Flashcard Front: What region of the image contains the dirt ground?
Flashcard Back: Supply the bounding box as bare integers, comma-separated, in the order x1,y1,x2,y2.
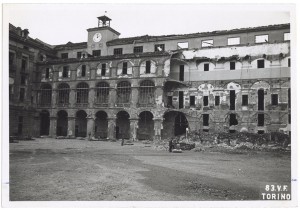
9,138,291,201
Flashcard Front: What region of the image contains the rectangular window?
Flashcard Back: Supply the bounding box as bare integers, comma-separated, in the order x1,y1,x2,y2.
20,75,26,85
230,90,235,110
114,48,123,55
179,91,184,109
257,114,264,126
215,96,220,106
177,42,189,49
101,63,106,76
190,96,195,107
288,114,291,124
133,46,143,53
179,65,184,81
63,66,69,78
257,130,264,134
284,32,290,41
122,62,128,74
230,62,235,70
242,95,248,106
154,44,165,52
21,56,27,72
201,39,213,47
257,59,265,68
255,35,268,43
92,50,101,57
146,61,151,74
45,68,50,79
81,65,86,77
227,37,240,45
288,58,291,67
77,52,82,59
203,96,208,106
61,53,68,59
167,96,173,107
19,88,25,102
204,63,209,71
271,94,278,105
203,114,209,126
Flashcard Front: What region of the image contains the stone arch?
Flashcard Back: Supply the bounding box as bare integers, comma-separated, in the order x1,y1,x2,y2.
56,110,68,136
76,82,89,104
75,110,87,137
137,111,154,140
95,111,108,139
251,58,271,69
40,110,50,136
139,59,158,75
39,83,52,106
57,83,70,106
116,81,131,104
138,80,155,105
162,111,189,138
96,62,110,77
116,110,130,139
95,82,109,105
250,80,270,90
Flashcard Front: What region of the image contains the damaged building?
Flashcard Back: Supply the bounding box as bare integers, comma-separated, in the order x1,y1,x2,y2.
9,16,291,140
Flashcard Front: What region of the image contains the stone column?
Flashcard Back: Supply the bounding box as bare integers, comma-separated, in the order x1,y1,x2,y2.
155,86,164,108
131,87,139,108
69,89,76,108
88,88,95,108
109,88,116,107
153,117,163,141
129,118,139,141
86,116,95,140
107,117,116,140
49,116,57,138
67,116,75,138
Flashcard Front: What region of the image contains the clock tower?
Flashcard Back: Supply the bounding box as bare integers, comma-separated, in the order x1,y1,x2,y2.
87,15,120,56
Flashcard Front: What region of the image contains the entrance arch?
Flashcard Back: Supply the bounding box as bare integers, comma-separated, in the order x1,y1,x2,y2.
75,110,87,137
56,110,68,136
137,111,154,140
116,111,130,139
40,110,50,136
95,111,108,139
162,111,189,138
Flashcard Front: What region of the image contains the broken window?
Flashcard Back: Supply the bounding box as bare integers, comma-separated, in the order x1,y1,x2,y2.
61,53,68,59
20,75,26,85
177,42,189,49
271,94,278,105
203,114,209,126
190,96,195,107
284,32,290,41
257,114,264,126
62,66,69,78
257,59,265,68
122,62,128,74
255,35,268,43
57,83,70,106
93,50,101,57
95,82,109,105
179,91,184,109
81,65,86,77
101,63,106,76
21,56,27,72
203,96,208,106
167,96,173,107
117,81,131,104
179,65,184,81
204,63,209,71
76,82,89,105
242,95,248,106
114,48,123,55
39,84,52,106
146,61,151,74
45,68,50,79
154,44,165,52
230,90,235,110
288,58,291,67
258,89,264,111
227,37,240,45
215,96,220,106
139,80,155,105
19,88,25,102
202,39,213,47
77,52,82,59
133,46,143,53
230,62,235,70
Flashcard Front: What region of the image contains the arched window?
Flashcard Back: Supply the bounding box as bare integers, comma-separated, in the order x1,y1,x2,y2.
76,82,89,105
139,80,155,106
116,81,131,105
95,82,109,106
57,83,70,106
39,84,52,107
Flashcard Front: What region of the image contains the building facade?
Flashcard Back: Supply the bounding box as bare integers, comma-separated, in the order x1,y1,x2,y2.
9,16,291,140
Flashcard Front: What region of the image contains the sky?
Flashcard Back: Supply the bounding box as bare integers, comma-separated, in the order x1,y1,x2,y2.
4,4,291,46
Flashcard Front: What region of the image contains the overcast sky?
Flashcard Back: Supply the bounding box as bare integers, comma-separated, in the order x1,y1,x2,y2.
5,4,290,46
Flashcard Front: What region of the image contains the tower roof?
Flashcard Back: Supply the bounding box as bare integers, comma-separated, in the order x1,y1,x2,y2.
97,15,111,22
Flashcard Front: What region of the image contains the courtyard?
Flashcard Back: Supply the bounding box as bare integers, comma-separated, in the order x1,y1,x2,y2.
9,138,291,201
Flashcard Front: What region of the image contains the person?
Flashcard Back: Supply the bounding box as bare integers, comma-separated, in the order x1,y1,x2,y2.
121,138,125,146
169,139,173,152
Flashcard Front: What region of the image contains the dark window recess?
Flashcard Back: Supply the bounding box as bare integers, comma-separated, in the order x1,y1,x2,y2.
288,58,291,67
242,95,248,106
288,88,291,108
204,63,209,71
21,56,27,72
77,52,82,58
288,114,291,124
146,61,151,74
229,114,238,126
23,46,29,50
190,96,195,106
101,63,106,76
154,44,165,52
257,59,265,68
18,116,23,135
61,53,68,59
63,66,69,78
81,65,86,77
179,65,184,81
258,89,264,110
92,50,101,57
122,62,128,74
203,96,209,106
257,130,265,134
203,114,209,126
215,96,220,106
133,46,143,53
19,88,25,102
20,75,26,85
167,96,173,107
9,52,14,66
114,48,123,55
179,91,184,109
45,68,50,79
257,114,264,126
271,94,278,105
230,90,235,110
230,62,235,70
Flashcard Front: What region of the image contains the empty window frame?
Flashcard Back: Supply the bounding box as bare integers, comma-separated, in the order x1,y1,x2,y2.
257,59,265,68
255,35,268,43
57,83,70,106
61,53,68,59
201,39,214,47
203,96,209,106
39,84,52,106
81,65,86,77
45,68,50,79
76,83,89,104
230,90,235,110
62,66,69,78
203,114,209,126
20,75,26,85
116,81,131,104
114,48,123,55
190,96,195,107
177,42,189,49
146,61,151,74
139,80,155,105
204,63,209,71
258,89,265,111
242,95,248,106
95,82,109,105
92,50,101,57
19,88,25,102
77,52,82,59
257,114,264,126
154,44,165,52
271,94,278,105
133,46,143,53
227,37,240,45
215,96,220,106
284,32,290,41
230,62,235,70
122,62,128,74
101,63,106,76
21,56,27,72
179,65,184,81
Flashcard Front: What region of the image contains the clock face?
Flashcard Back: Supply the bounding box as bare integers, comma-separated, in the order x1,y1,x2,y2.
93,33,102,42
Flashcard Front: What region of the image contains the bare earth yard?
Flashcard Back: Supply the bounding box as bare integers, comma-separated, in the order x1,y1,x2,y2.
9,138,291,201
